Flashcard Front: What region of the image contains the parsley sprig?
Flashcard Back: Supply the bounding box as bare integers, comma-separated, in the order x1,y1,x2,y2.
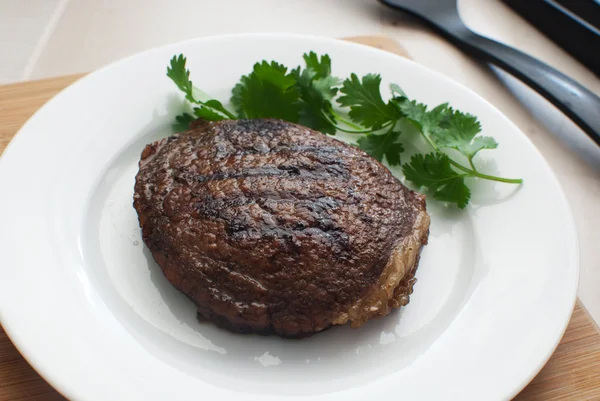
166,53,522,208
166,54,236,124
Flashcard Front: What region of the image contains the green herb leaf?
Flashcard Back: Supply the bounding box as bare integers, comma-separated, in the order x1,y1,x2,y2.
395,98,427,124
230,61,300,121
338,73,402,129
311,75,340,101
303,52,332,79
403,152,471,208
430,108,498,159
396,99,497,161
293,67,340,102
395,98,447,135
293,66,340,135
203,99,234,118
194,106,227,121
167,55,195,103
389,83,406,98
172,113,195,132
357,129,404,166
167,54,236,120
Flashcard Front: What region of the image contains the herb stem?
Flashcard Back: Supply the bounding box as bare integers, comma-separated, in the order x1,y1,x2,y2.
469,171,523,184
468,158,477,172
419,128,522,184
449,154,522,183
324,110,392,134
420,128,439,152
202,106,236,120
198,101,236,119
218,108,237,119
449,159,472,173
335,121,393,134
449,158,522,183
334,126,380,134
331,110,364,130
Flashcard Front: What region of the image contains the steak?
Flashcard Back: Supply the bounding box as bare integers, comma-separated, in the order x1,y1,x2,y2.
133,119,430,337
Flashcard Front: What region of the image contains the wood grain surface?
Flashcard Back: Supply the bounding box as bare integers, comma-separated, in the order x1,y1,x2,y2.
1,36,599,401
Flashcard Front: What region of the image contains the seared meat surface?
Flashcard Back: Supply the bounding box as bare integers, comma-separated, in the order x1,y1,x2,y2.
133,119,430,337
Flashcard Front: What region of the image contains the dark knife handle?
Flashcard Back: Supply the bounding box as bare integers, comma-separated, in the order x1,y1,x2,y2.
501,0,600,76
451,31,600,146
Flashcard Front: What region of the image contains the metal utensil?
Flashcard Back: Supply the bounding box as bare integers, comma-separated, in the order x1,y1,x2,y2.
379,0,600,146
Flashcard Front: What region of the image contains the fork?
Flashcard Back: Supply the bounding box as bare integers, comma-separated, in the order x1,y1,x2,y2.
379,0,600,146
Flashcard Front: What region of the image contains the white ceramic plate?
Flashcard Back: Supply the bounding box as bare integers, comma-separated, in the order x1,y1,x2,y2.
0,34,578,401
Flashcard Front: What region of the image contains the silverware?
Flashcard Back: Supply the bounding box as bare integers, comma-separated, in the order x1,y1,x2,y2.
380,0,600,146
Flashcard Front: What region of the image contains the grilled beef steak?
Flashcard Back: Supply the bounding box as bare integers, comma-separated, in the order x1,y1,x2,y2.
133,119,430,337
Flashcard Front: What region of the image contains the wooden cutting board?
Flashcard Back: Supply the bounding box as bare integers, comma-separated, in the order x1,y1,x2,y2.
1,35,599,401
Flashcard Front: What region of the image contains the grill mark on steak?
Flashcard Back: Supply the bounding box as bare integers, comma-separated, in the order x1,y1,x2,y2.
213,145,348,160
172,163,349,184
190,191,351,254
134,118,430,337
191,177,358,203
189,183,346,219
172,142,353,182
